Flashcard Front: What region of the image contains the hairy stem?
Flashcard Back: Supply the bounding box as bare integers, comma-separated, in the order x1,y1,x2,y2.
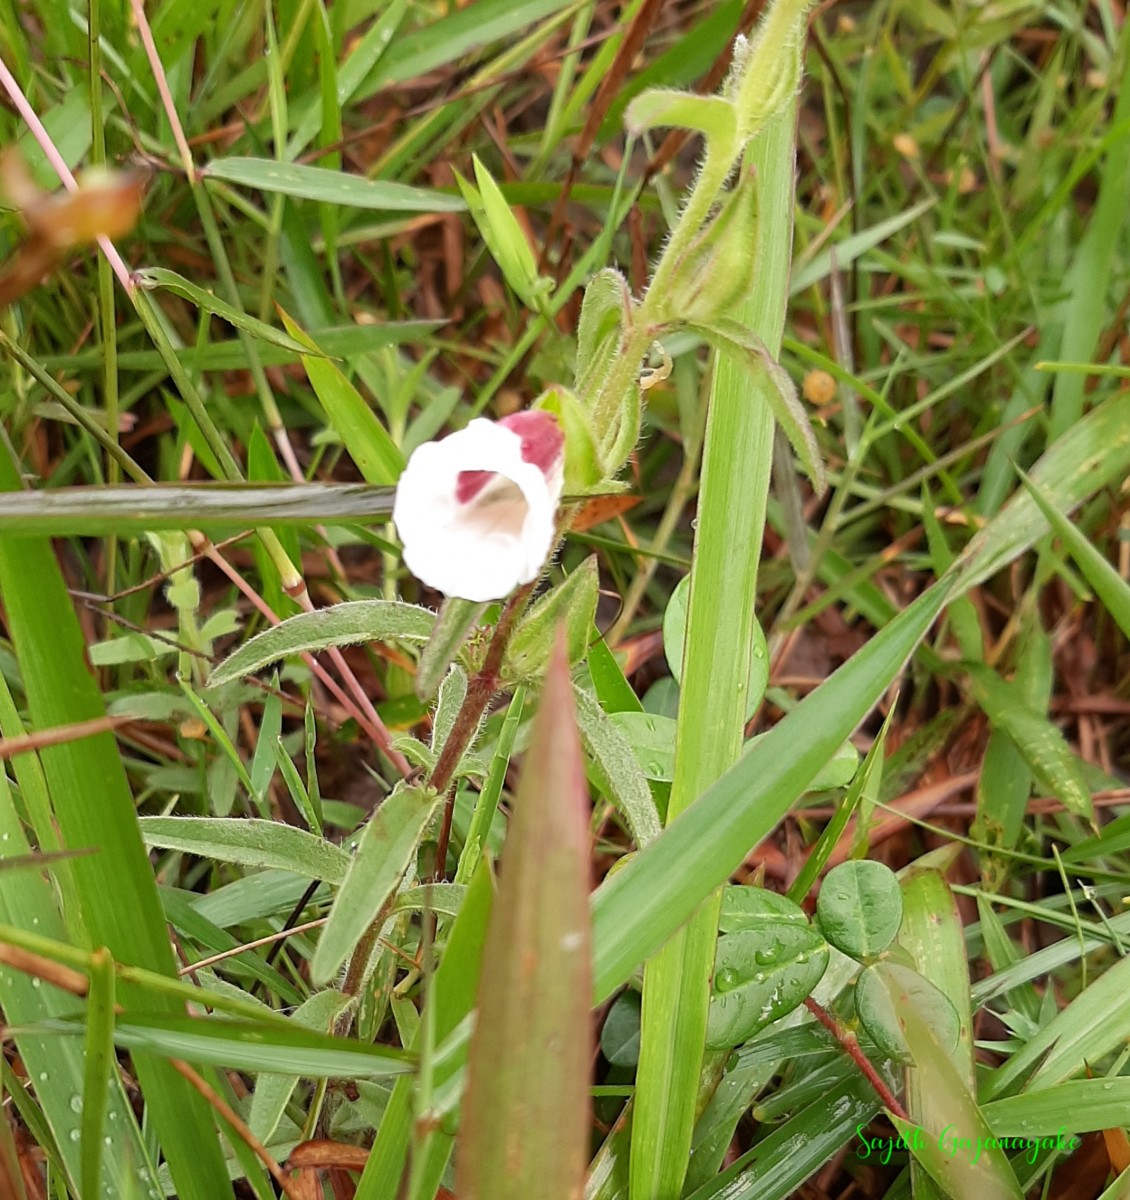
430,585,533,878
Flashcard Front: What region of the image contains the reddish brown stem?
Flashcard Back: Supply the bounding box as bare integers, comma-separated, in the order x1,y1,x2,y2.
804,996,909,1122
430,584,533,878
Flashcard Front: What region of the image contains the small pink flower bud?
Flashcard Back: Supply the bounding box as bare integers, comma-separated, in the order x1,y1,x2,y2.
392,412,565,602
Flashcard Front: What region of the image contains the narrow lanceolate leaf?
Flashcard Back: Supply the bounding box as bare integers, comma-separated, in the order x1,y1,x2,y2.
203,157,466,211
456,635,592,1200
209,600,434,686
681,317,825,494
624,90,737,145
573,685,662,846
456,157,548,308
504,555,599,681
279,310,406,485
312,785,442,985
1019,468,1130,641
964,665,1093,824
416,598,486,701
134,268,316,354
140,816,351,883
249,989,355,1143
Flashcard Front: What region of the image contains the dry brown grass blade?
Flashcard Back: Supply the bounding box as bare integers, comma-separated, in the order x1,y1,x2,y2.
0,1104,30,1200
0,715,134,761
169,1058,306,1200
0,944,91,996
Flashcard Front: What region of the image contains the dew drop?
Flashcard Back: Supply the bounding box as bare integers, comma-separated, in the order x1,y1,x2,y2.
70,1095,83,1114
104,1136,112,1146
752,971,766,985
31,978,40,989
754,948,776,966
69,1129,81,1142
38,1072,48,1083
714,967,741,993
1,832,9,842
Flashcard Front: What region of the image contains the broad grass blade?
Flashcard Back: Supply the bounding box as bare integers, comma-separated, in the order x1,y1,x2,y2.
631,98,798,1200
456,636,592,1200
0,450,236,1200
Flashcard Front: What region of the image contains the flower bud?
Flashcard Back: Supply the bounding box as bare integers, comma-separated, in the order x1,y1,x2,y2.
661,166,759,322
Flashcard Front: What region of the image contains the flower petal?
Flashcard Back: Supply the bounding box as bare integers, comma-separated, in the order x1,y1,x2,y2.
392,415,564,602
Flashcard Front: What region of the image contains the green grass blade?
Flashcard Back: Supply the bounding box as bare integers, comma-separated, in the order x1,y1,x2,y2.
964,665,1093,824
591,578,951,1003
280,311,407,485
135,267,316,353
289,0,409,157
455,684,524,884
898,868,976,1200
311,786,442,984
0,480,396,536
953,389,1130,594
0,771,158,1198
33,1013,414,1078
356,861,494,1200
1047,18,1130,438
984,953,1130,1098
0,451,237,1200
1019,468,1130,640
80,947,115,1200
630,97,799,1200
684,1075,879,1200
359,0,573,95
985,1079,1130,1137
202,156,466,211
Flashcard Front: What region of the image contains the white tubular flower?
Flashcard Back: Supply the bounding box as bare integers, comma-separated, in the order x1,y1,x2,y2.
392,410,565,602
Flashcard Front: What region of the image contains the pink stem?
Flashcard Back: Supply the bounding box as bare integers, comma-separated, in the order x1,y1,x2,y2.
0,56,134,296
126,0,196,180
203,545,406,769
